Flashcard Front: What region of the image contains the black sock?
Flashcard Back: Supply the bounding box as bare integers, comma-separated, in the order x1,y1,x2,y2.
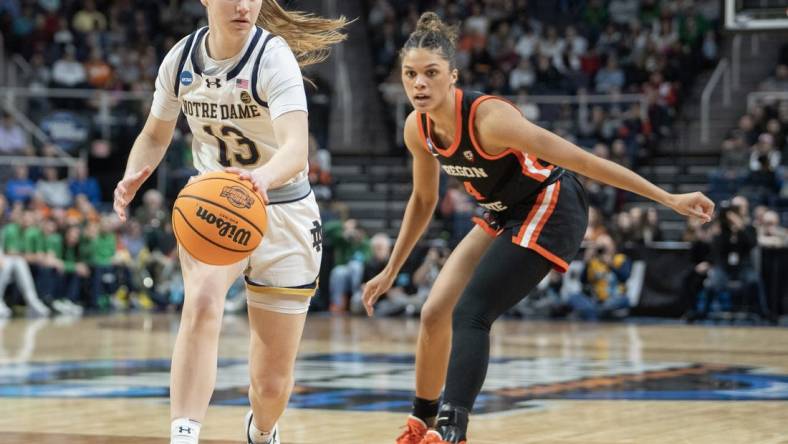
412,396,440,426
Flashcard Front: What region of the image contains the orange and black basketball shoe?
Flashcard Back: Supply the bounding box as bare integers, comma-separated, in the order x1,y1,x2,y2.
396,416,429,444
419,429,467,444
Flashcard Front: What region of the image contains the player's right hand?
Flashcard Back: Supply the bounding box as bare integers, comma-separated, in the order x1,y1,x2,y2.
362,270,396,317
113,166,152,222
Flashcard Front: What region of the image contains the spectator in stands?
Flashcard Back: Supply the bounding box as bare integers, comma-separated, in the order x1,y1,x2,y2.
569,233,632,320
585,205,608,241
85,216,118,310
595,55,625,94
514,88,540,122
760,64,788,91
51,45,87,89
352,233,408,316
61,224,90,311
0,112,33,156
327,219,370,313
514,25,539,60
704,198,772,321
749,133,781,172
68,162,102,206
71,0,107,34
36,167,73,209
509,58,535,92
583,177,617,218
765,118,785,151
36,218,63,308
757,210,788,248
411,240,450,310
642,207,664,244
440,178,475,247
564,25,588,57
680,217,713,322
308,135,332,201
134,189,168,232
719,137,749,173
733,114,759,146
613,211,638,250
0,198,50,317
701,30,718,67
608,0,640,26
21,210,46,270
84,47,113,89
113,219,148,310
464,3,489,37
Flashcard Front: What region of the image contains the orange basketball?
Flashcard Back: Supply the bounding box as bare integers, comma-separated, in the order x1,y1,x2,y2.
172,171,266,265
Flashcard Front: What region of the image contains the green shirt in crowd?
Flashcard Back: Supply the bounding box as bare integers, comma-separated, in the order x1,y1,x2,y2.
45,232,63,258
1,223,23,254
322,220,371,266
90,232,116,266
22,226,45,254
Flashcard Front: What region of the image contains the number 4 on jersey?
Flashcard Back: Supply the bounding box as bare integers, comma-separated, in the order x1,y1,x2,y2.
463,181,485,200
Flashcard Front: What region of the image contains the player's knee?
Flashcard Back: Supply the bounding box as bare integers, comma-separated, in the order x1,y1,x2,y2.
180,291,223,327
420,300,452,334
250,373,293,401
452,303,490,333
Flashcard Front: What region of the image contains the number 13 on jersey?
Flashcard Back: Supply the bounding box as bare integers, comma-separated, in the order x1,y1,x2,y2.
203,124,261,167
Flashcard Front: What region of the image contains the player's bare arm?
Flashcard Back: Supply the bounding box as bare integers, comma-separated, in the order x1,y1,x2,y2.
475,100,715,222
113,114,177,221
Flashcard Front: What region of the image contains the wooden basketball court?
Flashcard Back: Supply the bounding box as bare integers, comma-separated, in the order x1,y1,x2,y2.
0,314,786,443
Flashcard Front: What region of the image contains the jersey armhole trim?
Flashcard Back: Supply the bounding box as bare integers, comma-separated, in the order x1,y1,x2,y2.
468,95,552,181
174,29,202,97
250,33,277,108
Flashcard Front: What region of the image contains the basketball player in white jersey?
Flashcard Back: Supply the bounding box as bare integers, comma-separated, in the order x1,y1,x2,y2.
112,2,347,443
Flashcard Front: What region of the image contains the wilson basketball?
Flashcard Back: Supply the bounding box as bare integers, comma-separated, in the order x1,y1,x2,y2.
172,171,266,265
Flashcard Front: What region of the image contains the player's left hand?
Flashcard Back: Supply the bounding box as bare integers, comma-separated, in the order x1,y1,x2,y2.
225,167,270,204
668,192,714,223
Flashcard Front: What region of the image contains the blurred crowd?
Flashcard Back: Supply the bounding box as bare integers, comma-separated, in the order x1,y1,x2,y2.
368,0,721,166
1,1,786,321
0,173,180,317
709,64,788,210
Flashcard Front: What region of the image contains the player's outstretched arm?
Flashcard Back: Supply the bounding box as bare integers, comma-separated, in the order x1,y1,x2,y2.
363,112,440,316
476,101,714,222
113,114,177,222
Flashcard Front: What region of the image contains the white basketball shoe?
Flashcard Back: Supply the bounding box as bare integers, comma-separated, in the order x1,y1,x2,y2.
244,410,280,444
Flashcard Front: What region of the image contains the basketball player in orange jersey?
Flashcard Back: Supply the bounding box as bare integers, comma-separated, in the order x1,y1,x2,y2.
362,12,714,444
112,1,346,444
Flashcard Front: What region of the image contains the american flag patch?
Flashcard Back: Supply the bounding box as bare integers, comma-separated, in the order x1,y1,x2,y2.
236,78,249,88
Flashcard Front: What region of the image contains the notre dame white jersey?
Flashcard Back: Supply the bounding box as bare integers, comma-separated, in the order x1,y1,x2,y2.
152,26,308,187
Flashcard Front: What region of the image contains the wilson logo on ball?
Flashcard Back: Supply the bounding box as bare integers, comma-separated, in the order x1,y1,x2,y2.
195,206,253,246
220,186,255,209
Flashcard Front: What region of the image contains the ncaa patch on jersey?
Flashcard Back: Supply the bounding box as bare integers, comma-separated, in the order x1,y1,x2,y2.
464,150,475,162
240,91,252,105
180,71,193,86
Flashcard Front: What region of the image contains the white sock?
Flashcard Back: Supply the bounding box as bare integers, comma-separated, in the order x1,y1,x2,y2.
249,420,274,444
171,418,201,444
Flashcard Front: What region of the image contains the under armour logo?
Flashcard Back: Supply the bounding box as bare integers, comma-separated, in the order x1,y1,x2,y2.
205,78,222,88
310,220,322,252
178,426,193,434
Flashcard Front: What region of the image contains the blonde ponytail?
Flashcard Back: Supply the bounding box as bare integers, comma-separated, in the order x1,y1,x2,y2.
256,0,350,68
